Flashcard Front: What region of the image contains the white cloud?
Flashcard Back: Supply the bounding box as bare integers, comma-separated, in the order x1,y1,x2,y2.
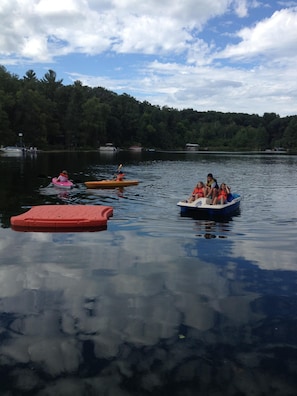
219,7,297,60
233,0,249,17
112,16,189,54
0,1,297,115
0,0,234,60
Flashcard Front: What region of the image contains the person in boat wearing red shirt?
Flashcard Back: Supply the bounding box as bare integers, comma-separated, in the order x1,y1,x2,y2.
56,170,69,182
187,181,206,202
212,183,231,205
116,171,125,181
114,164,125,181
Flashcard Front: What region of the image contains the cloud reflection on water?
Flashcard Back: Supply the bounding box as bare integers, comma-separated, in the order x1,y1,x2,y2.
1,223,297,395
1,153,297,395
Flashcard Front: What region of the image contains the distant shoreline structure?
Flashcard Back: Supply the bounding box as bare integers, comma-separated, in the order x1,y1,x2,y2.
99,143,118,152
185,143,199,151
129,145,142,152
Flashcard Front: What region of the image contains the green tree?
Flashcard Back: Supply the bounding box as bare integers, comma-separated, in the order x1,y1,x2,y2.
0,91,11,144
14,87,51,148
1,65,296,151
23,70,39,90
282,117,297,149
80,97,110,147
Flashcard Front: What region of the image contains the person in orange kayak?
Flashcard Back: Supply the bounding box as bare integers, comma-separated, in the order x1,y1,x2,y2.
212,183,231,205
114,164,125,181
187,181,206,202
56,170,69,182
116,171,125,181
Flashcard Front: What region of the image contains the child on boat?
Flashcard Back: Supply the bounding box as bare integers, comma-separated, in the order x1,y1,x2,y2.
187,181,206,202
56,170,69,182
205,173,219,203
212,183,230,205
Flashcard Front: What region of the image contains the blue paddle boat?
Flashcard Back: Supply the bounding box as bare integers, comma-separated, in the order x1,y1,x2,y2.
177,194,241,217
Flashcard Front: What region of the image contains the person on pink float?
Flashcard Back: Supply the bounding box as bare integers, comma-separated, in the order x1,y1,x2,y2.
56,170,69,182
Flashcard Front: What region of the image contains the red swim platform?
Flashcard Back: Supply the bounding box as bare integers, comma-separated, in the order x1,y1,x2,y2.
10,205,113,232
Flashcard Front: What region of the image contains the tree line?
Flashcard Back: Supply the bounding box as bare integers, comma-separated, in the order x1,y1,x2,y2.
1,65,296,151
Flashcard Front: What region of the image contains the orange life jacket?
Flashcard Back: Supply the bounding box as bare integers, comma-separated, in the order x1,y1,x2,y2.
192,187,205,197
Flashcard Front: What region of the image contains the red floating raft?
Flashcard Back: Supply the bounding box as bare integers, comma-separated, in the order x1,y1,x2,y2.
10,205,113,232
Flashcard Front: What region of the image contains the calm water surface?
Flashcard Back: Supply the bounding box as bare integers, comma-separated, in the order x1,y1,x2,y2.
0,151,297,396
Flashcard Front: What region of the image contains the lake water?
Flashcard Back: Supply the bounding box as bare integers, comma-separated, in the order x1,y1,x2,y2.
0,150,297,396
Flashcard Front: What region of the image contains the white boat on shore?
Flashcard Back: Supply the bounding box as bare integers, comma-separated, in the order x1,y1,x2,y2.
0,146,24,155
99,143,118,152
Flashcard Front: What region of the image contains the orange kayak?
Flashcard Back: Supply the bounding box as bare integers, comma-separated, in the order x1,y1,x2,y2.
85,180,139,189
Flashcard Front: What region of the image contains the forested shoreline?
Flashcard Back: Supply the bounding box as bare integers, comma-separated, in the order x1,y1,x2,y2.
1,65,296,151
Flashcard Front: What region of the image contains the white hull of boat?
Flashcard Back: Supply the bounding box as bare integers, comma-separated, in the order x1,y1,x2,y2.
0,146,24,156
177,195,241,217
99,143,118,152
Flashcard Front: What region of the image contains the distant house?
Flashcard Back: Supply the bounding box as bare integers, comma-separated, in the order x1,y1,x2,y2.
129,145,142,152
185,143,199,151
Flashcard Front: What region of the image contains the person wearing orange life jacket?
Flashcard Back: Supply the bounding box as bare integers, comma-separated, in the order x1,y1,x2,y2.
187,181,206,202
212,183,231,205
56,170,69,182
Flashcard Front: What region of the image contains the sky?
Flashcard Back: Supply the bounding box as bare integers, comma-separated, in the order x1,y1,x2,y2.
1,0,297,117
